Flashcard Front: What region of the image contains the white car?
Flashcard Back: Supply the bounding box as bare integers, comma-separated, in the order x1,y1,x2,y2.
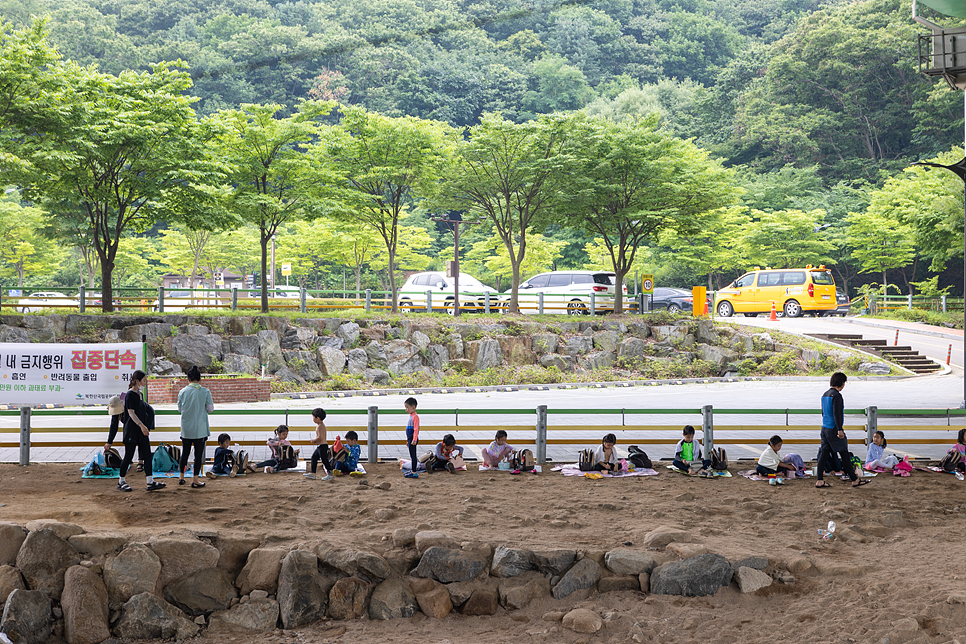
17,291,79,313
398,272,500,314
154,290,224,312
508,271,625,315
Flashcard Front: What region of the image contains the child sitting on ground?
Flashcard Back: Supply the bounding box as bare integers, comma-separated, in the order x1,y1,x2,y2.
592,433,621,473
482,430,514,469
304,408,334,481
207,433,245,478
255,425,300,473
673,425,712,476
944,428,966,472
430,434,464,473
332,430,364,477
865,430,899,470
756,435,798,477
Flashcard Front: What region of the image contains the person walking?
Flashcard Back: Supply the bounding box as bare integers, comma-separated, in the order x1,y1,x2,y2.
815,372,868,489
177,366,215,488
118,370,164,492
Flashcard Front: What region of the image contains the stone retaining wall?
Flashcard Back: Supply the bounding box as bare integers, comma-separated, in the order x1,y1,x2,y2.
0,519,820,643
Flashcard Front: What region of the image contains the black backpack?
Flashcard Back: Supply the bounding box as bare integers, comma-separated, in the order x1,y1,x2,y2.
711,447,728,471
627,445,652,470
578,449,595,472
939,450,963,472
512,449,535,472
105,448,123,469
277,444,298,470
166,444,182,467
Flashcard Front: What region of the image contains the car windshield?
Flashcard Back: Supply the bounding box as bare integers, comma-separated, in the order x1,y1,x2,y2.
457,275,485,289
810,271,834,285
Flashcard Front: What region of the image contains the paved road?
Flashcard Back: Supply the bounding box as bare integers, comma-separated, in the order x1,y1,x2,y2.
3,316,963,464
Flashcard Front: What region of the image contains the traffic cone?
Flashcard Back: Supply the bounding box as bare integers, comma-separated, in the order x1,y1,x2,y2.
769,301,778,321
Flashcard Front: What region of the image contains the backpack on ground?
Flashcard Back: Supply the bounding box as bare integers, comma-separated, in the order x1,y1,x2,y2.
710,447,728,471
939,449,963,472
627,445,652,470
578,448,595,472
277,444,298,470
512,449,535,472
152,443,179,472
236,450,249,471
166,444,181,467
223,451,237,473
104,447,123,469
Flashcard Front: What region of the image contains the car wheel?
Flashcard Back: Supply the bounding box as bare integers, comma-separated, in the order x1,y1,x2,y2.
399,298,412,313
444,299,457,316
667,303,681,314
567,300,588,316
716,301,734,317
783,300,802,318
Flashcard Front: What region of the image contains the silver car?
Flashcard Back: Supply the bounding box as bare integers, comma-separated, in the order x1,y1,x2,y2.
508,271,624,315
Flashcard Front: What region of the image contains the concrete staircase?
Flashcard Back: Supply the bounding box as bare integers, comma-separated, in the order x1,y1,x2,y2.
807,333,942,374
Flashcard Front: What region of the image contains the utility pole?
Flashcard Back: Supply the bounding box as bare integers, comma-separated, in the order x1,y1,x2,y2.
430,213,482,317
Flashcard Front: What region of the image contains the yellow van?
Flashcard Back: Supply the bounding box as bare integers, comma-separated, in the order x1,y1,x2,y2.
715,266,837,318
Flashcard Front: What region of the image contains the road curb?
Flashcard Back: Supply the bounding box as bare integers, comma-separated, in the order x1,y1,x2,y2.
838,316,963,342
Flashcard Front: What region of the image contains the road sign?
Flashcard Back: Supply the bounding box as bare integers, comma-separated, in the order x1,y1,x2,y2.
641,274,654,294
281,263,292,276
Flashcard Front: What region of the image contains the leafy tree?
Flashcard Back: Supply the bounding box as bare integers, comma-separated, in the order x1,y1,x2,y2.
440,112,574,312
658,205,752,289
211,101,335,312
0,198,63,287
322,104,456,312
740,208,834,268
652,9,743,85
522,53,594,115
562,115,735,312
846,206,916,295
463,226,566,290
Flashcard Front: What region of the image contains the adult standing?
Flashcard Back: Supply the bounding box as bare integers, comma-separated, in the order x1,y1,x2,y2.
118,370,165,492
815,372,868,489
177,366,214,488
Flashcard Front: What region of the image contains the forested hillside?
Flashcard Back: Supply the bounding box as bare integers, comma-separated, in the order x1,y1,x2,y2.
1,0,965,299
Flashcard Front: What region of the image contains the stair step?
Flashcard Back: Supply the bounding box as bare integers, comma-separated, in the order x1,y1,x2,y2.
851,339,887,346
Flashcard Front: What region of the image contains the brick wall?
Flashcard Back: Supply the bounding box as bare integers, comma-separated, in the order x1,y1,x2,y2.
147,377,271,404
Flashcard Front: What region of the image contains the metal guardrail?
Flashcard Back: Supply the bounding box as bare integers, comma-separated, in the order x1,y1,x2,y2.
866,294,965,314
3,405,964,465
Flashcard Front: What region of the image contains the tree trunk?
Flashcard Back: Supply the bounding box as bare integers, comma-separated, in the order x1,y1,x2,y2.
613,271,624,315
260,233,269,313
99,254,115,313
387,249,398,313
509,260,521,313
354,265,362,299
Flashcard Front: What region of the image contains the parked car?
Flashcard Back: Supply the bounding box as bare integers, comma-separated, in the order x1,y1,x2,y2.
17,291,78,313
507,271,625,315
398,272,500,314
821,288,851,317
650,287,711,314
714,266,837,318
153,291,224,312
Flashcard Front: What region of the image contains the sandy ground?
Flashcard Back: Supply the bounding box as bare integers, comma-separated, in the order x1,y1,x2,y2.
2,462,965,644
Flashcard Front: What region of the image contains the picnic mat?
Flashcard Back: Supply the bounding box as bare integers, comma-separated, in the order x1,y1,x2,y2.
400,459,466,472
479,464,543,473
552,464,658,477
666,464,732,478
80,467,120,479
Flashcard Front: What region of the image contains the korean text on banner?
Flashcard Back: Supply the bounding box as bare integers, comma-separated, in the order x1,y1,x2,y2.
0,343,145,406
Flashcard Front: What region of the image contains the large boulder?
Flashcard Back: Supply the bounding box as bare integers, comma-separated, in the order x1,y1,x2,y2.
228,335,261,357
562,608,603,634
604,549,672,576
618,338,646,362
317,346,347,377
149,536,219,588
411,330,431,350
114,592,199,641
368,578,418,620
552,558,601,600
579,350,615,371
497,336,535,366
24,520,83,540
167,333,223,368
558,336,593,356
215,535,262,581
411,578,452,619
67,532,127,557
698,345,739,370
257,330,285,373
337,322,360,345
413,547,489,584
208,598,279,634
652,325,690,342
122,323,171,343
0,566,25,604
236,548,286,595
735,566,773,593
316,547,392,582
103,542,161,603
642,526,693,550
222,353,260,375
694,319,718,344
365,342,388,369
327,577,372,620
0,325,29,343
424,345,450,370
0,523,25,565
460,581,499,616
284,350,323,381
531,333,559,354
162,568,237,616
859,362,891,375
498,571,550,610
593,330,620,352
538,354,575,371
277,550,327,629
388,354,423,376
62,566,110,644
532,550,577,576
346,348,369,374
364,368,390,385
466,339,502,371
490,546,534,578
650,554,734,597
0,589,52,644
15,528,80,599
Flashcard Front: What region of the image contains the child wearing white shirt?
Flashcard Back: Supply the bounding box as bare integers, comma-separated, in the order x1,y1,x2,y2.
756,435,798,477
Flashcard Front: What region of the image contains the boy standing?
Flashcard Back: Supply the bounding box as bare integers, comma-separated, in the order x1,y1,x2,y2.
673,425,712,476
756,435,797,477
305,407,334,481
816,372,867,488
404,397,420,479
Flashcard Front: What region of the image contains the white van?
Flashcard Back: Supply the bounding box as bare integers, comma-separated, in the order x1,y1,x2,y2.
509,271,624,315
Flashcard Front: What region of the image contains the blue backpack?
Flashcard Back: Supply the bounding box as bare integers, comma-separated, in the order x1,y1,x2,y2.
152,443,180,472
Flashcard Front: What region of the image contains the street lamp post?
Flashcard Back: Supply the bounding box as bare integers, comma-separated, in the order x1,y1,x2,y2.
430,213,482,317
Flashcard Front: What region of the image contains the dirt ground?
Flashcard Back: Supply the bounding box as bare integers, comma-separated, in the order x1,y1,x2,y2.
2,462,965,644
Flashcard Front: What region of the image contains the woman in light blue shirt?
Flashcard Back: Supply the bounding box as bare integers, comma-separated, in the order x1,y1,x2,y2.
177,366,214,488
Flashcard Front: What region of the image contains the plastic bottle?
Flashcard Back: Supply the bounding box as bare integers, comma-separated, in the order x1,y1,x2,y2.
817,520,836,541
